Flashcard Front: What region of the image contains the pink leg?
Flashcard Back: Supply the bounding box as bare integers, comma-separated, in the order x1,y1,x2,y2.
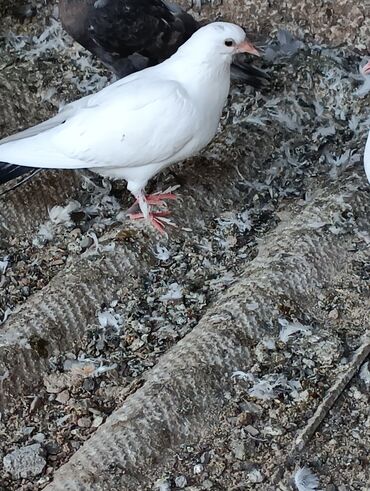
127,190,177,233
135,192,177,207
129,210,172,234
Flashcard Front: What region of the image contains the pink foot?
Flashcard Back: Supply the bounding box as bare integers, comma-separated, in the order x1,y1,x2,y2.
135,192,177,207
129,210,173,234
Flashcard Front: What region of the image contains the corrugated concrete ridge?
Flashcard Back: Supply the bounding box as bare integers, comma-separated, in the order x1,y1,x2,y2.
0,139,263,407
0,239,157,406
0,171,81,238
41,182,370,490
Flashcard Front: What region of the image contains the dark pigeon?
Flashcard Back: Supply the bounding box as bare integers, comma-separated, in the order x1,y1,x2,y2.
59,0,268,87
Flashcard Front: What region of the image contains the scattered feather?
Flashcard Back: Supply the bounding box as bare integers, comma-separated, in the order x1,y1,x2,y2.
265,29,305,62
359,362,370,385
312,125,336,140
0,308,12,325
268,108,303,132
160,283,183,301
32,223,55,247
97,309,123,332
231,371,254,382
93,363,118,375
294,466,321,491
49,201,81,226
0,256,9,274
155,479,171,491
279,319,312,343
217,210,252,232
248,374,285,400
154,245,171,261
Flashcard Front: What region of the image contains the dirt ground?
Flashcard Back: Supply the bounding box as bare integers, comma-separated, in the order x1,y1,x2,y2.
0,1,369,490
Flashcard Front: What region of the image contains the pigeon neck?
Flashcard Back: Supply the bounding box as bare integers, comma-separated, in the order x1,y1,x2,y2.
166,55,231,106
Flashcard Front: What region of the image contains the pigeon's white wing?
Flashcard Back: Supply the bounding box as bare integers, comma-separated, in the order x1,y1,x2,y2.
0,70,140,145
0,79,198,170
0,93,94,145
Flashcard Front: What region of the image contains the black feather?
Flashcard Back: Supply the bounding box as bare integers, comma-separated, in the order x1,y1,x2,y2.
0,162,35,185
0,168,42,197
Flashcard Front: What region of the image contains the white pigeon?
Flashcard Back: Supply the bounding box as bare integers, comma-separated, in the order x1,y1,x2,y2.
363,60,370,184
0,22,259,232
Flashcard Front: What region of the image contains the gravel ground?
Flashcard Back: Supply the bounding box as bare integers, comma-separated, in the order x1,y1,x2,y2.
150,252,370,491
0,1,369,490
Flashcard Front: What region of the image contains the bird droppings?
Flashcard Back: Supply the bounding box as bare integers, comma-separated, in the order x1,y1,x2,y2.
0,1,369,490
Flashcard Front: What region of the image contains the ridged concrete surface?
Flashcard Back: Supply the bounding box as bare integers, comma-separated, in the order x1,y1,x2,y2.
42,183,370,490
1,1,369,488
0,240,157,407
0,171,81,238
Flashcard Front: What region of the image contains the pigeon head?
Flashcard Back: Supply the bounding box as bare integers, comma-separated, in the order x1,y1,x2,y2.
362,60,370,76
176,22,259,61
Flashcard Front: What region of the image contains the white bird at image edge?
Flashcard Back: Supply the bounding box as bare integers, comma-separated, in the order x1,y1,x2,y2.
363,61,370,184
0,22,260,233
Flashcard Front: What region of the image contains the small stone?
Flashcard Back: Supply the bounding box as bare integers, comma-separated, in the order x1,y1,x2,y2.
193,464,203,475
80,236,93,249
83,378,95,392
130,338,145,351
43,373,69,394
245,425,259,437
231,440,246,460
29,396,43,413
77,417,91,428
70,228,82,237
22,426,35,436
32,433,46,443
200,451,210,464
202,480,214,490
45,442,61,455
247,467,264,483
3,444,46,479
91,416,104,428
55,390,70,405
328,308,339,319
237,411,255,426
174,475,187,488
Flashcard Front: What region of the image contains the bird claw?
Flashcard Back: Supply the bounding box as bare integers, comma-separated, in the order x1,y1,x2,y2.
129,210,174,234
136,192,177,207
127,192,177,214
128,191,178,233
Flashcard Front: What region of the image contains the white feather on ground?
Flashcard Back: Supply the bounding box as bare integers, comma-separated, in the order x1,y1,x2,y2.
0,257,9,274
294,466,321,491
279,318,312,343
359,362,370,385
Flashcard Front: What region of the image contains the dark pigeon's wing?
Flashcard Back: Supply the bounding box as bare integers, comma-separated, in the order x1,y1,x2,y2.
60,0,269,86
60,0,198,76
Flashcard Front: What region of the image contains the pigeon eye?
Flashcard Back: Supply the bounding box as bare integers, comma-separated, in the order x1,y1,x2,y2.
224,39,235,47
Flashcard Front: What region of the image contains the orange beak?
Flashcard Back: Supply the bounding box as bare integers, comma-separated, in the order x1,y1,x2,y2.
363,60,370,76
236,39,260,57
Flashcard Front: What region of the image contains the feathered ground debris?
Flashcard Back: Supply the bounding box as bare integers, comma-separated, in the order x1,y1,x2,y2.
0,1,369,490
